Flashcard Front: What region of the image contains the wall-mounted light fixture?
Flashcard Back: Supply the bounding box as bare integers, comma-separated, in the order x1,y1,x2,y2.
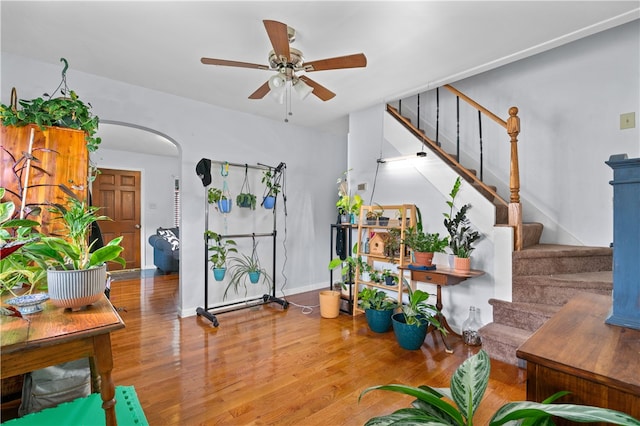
376,151,427,164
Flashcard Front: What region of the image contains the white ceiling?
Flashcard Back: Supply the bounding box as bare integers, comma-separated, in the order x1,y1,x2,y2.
2,1,639,136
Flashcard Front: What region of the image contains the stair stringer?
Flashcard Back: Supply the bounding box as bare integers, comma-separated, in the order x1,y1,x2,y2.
383,112,514,307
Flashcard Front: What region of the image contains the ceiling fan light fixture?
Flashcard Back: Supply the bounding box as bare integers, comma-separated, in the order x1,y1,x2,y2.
293,78,313,100
268,74,286,90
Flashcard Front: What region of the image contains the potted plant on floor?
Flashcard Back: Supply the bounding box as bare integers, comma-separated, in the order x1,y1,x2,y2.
358,287,397,333
224,247,272,299
30,197,125,311
391,281,444,350
205,231,237,281
444,177,481,271
360,349,639,425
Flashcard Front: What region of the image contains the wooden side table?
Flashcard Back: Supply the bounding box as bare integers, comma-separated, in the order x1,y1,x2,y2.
1,294,125,426
401,265,484,353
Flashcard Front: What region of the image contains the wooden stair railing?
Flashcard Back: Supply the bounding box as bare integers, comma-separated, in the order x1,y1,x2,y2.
387,84,523,251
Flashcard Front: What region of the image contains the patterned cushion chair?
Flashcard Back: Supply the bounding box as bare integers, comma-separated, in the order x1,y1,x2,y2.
148,227,179,273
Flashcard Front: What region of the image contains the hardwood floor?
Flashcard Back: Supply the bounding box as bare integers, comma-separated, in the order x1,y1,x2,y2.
105,273,526,425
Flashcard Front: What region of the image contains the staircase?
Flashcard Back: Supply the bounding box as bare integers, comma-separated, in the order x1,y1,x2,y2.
386,95,614,368
479,244,613,366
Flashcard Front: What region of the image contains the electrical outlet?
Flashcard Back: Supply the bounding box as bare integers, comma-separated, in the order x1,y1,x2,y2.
620,112,635,130
357,183,367,191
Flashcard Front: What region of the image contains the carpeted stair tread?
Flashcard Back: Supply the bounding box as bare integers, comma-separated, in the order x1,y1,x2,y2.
513,271,612,305
489,299,561,331
514,244,613,259
478,323,531,366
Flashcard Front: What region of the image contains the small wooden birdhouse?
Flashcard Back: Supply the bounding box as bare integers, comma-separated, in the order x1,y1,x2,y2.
369,232,390,256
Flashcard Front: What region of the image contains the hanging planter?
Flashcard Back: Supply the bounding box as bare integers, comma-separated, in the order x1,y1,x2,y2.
263,195,276,209
224,237,272,299
213,268,226,281
206,162,233,214
236,165,256,209
217,199,232,213
248,271,260,283
261,168,282,210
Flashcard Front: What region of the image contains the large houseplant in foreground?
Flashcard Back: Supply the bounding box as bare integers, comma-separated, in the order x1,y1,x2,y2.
360,349,639,425
30,197,125,310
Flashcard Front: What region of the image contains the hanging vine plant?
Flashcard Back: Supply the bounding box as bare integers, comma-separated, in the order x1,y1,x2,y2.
236,165,256,210
224,239,272,300
0,58,101,152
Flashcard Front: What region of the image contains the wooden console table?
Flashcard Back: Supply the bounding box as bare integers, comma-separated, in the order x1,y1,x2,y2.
517,293,640,421
401,265,484,353
1,293,125,425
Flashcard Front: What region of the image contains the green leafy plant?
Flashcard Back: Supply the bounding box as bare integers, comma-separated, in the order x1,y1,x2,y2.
381,269,399,285
403,226,449,253
0,188,48,295
0,58,101,152
399,280,444,329
262,169,282,198
360,349,640,425
29,197,125,270
205,231,237,269
358,287,396,311
444,177,481,257
236,192,256,210
224,250,272,299
207,187,228,203
336,169,362,215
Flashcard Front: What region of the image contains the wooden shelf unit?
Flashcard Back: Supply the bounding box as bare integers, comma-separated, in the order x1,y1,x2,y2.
352,204,416,315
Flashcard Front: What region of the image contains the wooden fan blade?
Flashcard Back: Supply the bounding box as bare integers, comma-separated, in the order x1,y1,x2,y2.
299,76,335,101
201,57,270,70
248,81,271,99
263,20,291,63
303,53,367,72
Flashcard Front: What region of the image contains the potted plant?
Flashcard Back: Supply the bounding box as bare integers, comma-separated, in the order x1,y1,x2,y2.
0,58,101,152
336,169,362,223
403,226,449,267
444,177,481,270
30,197,125,311
360,349,639,425
391,281,444,350
208,187,232,213
381,269,398,286
0,188,47,297
205,231,237,281
261,169,282,209
224,249,272,300
235,192,256,210
236,169,256,209
358,287,397,333
365,204,384,225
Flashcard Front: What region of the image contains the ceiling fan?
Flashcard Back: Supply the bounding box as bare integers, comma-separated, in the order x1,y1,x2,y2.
201,20,367,102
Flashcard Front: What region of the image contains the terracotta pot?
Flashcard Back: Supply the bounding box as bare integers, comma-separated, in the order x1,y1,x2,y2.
453,256,471,271
413,251,434,266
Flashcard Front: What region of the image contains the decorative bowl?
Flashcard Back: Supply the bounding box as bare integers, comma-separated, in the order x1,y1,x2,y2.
5,293,50,315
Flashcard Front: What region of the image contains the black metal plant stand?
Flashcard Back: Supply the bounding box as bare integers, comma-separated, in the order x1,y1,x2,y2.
196,160,288,327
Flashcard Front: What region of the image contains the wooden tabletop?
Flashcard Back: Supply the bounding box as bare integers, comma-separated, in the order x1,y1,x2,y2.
1,293,125,355
517,292,640,395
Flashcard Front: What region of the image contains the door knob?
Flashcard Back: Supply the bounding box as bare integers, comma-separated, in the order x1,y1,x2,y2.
135,224,141,229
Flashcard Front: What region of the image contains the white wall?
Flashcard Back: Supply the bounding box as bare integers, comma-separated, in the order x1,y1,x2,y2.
91,147,180,269
2,53,347,317
403,20,640,247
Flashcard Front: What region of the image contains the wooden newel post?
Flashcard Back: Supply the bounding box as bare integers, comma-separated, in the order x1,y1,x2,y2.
507,107,523,250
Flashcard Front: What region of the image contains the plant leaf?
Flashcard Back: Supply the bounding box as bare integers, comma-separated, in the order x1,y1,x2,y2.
451,349,489,422
360,384,464,425
365,408,454,426
490,401,640,426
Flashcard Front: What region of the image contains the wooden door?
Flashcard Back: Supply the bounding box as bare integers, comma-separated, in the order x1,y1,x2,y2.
94,169,141,270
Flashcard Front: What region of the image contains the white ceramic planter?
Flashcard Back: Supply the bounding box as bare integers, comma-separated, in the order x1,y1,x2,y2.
47,264,107,311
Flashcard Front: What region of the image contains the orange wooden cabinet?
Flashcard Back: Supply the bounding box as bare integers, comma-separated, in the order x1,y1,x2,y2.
0,124,89,235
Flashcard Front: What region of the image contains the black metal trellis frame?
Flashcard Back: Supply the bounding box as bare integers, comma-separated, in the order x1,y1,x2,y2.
195,160,288,327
